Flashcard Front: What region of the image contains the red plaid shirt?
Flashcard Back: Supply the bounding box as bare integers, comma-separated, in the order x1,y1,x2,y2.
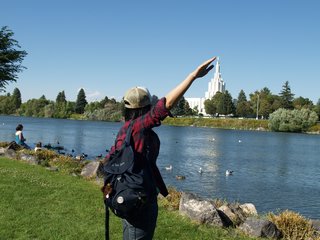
105,97,171,197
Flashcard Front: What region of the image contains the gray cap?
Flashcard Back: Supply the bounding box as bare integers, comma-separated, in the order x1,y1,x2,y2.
123,87,151,109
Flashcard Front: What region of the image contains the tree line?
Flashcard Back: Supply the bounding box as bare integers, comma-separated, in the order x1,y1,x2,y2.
0,88,122,121
1,85,319,121
204,81,320,119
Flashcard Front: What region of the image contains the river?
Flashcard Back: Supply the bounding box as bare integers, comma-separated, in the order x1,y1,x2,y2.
1,115,320,219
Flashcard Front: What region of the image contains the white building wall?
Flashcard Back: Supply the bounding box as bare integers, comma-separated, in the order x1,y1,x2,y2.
186,97,206,115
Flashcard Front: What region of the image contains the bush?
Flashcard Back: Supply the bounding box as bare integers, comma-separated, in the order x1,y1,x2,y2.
308,123,320,133
0,142,10,148
158,187,182,210
20,149,84,174
268,210,315,240
269,108,318,132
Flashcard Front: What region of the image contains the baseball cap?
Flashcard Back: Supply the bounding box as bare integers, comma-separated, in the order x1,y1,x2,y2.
123,87,151,109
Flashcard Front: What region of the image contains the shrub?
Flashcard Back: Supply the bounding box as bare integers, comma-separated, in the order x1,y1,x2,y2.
19,149,84,174
0,142,10,148
308,123,320,133
269,108,318,132
158,187,182,210
268,210,315,240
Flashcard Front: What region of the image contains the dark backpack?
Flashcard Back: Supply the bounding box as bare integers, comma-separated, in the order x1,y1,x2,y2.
102,121,147,219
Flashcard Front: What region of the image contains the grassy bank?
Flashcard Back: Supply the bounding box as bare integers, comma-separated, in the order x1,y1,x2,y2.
0,157,255,240
163,117,320,134
163,117,269,131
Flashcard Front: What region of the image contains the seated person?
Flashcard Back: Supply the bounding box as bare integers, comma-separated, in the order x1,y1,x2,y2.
15,124,31,149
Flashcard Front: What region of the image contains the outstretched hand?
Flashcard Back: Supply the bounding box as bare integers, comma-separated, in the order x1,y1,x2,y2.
165,56,217,110
192,57,216,79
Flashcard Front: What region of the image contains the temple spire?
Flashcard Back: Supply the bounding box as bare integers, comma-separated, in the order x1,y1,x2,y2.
205,56,225,99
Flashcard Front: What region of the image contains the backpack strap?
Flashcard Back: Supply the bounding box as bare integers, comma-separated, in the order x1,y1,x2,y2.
113,120,134,148
124,120,134,147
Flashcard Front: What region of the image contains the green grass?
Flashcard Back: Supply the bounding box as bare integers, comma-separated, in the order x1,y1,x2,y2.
0,157,256,240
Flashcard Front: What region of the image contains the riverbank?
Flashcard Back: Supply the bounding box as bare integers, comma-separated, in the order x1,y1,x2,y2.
163,117,320,134
2,113,320,134
1,146,320,239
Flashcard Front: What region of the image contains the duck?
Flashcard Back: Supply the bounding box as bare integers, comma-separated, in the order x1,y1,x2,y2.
226,170,234,176
75,153,87,161
165,165,172,171
198,167,203,174
176,175,186,180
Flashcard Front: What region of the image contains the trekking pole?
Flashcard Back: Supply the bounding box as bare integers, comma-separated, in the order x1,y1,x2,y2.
105,206,109,240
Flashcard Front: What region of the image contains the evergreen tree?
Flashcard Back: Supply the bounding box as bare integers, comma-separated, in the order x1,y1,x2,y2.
12,87,22,109
223,90,235,116
236,90,252,117
56,90,67,103
54,91,68,118
0,26,27,91
237,90,247,103
279,81,294,109
75,88,87,114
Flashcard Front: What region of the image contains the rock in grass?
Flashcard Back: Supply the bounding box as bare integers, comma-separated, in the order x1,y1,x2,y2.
4,149,17,159
81,161,100,178
179,192,232,227
240,203,258,216
0,147,6,155
238,217,282,239
20,153,38,165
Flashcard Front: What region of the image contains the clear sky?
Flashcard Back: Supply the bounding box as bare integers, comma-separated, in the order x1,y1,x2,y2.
1,0,319,103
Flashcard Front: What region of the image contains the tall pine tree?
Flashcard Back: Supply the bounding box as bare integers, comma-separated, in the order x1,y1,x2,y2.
236,89,252,117
56,90,66,103
12,87,22,109
279,81,294,109
75,88,87,114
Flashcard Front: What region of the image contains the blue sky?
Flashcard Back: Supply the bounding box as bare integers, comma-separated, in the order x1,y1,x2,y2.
1,0,319,103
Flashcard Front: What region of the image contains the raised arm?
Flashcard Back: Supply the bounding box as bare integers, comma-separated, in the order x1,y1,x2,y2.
165,57,216,110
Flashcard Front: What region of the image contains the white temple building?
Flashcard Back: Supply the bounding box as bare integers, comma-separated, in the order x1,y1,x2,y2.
185,57,225,115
